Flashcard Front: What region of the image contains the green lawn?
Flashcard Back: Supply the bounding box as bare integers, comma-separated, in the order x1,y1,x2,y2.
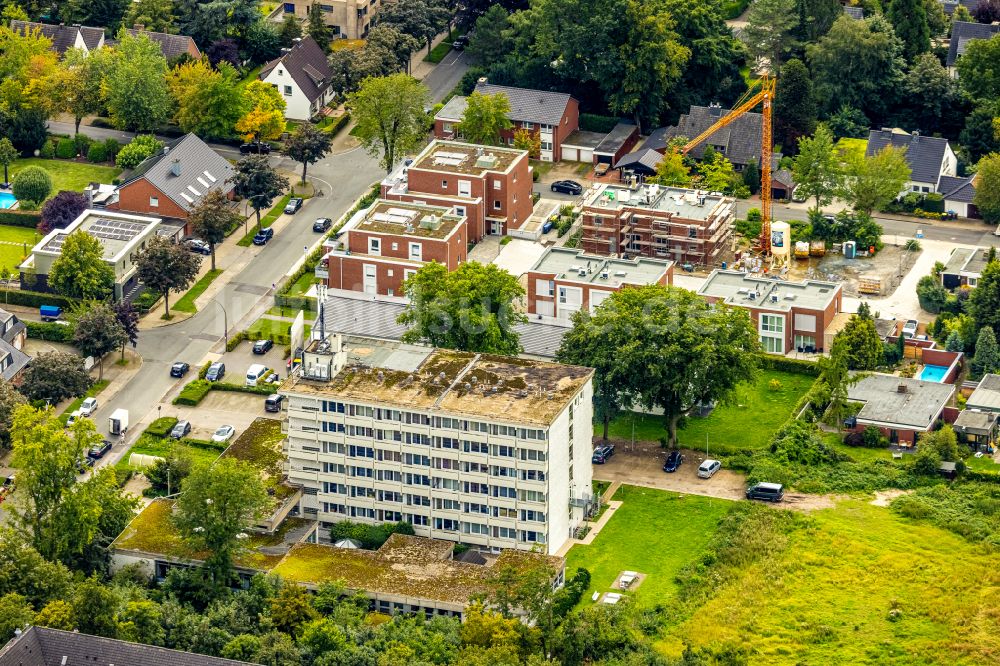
246,316,311,341
173,269,222,314
963,453,1000,474
425,30,462,63
237,194,292,247
566,486,732,608
286,271,316,297
599,370,816,453
0,224,41,274
11,158,121,199
115,433,226,472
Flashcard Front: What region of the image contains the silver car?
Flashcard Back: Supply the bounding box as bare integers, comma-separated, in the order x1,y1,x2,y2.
697,459,722,479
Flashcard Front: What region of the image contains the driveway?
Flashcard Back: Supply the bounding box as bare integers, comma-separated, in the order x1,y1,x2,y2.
166,391,270,442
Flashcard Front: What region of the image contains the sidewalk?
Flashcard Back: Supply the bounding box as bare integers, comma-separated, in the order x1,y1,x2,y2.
409,29,456,81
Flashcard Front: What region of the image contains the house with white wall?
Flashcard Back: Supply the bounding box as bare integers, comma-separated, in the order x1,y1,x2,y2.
865,128,958,195
259,36,334,121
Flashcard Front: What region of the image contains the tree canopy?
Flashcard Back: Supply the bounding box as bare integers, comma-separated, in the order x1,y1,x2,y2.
459,91,512,146
47,231,115,301
136,235,202,318
348,73,429,173
103,30,171,131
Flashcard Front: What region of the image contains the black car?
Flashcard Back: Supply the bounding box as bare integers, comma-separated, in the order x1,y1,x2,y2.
205,362,225,381
592,444,615,464
551,180,583,196
265,393,285,413
170,420,192,439
253,227,274,245
240,142,271,155
170,361,190,378
253,339,274,355
88,440,112,460
313,217,332,232
663,450,683,473
452,35,469,50
185,239,212,255
284,198,303,215
76,456,95,473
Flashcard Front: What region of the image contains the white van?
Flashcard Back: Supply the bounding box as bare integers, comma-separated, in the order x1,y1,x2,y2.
246,363,269,387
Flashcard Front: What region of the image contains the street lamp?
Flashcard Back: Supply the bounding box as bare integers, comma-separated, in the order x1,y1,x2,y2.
214,300,228,346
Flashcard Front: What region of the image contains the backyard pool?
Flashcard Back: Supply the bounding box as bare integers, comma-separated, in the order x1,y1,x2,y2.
919,364,948,383
0,192,16,209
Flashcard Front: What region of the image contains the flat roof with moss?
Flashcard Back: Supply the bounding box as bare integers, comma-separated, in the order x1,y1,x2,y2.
220,418,298,515
356,201,464,241
412,140,525,176
284,336,592,426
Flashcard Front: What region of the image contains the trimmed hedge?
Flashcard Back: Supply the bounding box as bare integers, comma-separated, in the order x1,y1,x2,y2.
580,113,620,134
55,139,77,159
26,320,75,342
146,416,179,437
0,288,76,309
758,354,822,377
173,379,212,406
212,381,278,396
197,361,212,379
322,113,351,136
0,210,42,228
226,330,249,351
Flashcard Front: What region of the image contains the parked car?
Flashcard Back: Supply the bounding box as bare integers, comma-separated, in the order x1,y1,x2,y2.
88,440,112,460
284,198,303,215
170,361,190,378
746,482,784,502
265,372,279,384
205,362,225,381
551,180,584,195
902,319,919,338
253,339,274,355
452,35,469,49
212,425,236,443
79,397,98,417
240,142,271,155
313,217,332,232
265,393,285,413
253,227,274,245
66,410,82,427
592,444,615,464
697,459,722,479
662,450,683,473
170,420,192,439
185,238,212,255
76,456,95,473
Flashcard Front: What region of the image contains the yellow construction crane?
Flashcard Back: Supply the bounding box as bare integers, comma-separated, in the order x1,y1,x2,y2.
678,75,775,255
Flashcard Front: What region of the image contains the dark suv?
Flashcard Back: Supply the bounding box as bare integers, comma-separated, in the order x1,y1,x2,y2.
240,142,271,154
592,444,615,464
746,482,784,502
662,450,683,472
253,227,274,245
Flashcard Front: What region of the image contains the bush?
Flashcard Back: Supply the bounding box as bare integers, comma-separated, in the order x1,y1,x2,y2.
173,379,212,406
322,113,350,136
721,0,752,18
757,354,822,376
211,381,277,396
579,113,619,134
917,274,948,314
55,138,77,159
0,210,41,228
197,361,212,379
146,416,179,437
225,330,249,351
25,320,75,342
12,166,53,203
38,140,55,159
102,138,121,162
73,134,91,157
131,289,160,312
86,143,108,163
0,288,74,308
862,424,887,448
329,520,415,549
116,135,163,170
553,568,591,617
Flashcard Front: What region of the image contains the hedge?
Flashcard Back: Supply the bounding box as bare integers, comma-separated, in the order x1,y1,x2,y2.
226,330,249,351
212,381,278,396
0,210,42,228
580,113,620,134
0,289,76,309
146,416,179,437
55,139,77,159
322,113,351,136
758,354,822,377
197,361,212,379
173,379,212,406
26,320,75,342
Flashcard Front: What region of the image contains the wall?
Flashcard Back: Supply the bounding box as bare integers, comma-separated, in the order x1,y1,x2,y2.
113,179,188,224
262,67,312,120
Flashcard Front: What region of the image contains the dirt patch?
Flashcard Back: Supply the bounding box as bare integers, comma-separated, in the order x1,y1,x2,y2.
592,443,746,501
784,244,921,298
774,493,839,513
870,489,910,507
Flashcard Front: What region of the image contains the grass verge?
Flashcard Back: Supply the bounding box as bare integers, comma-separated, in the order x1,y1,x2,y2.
424,30,461,63
173,269,222,314
236,194,292,247
58,379,111,424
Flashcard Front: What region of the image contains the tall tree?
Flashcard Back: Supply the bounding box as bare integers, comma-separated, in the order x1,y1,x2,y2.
0,138,16,187
651,150,692,186
348,73,429,173
377,0,450,54
840,145,912,215
103,29,171,131
112,300,139,362
697,151,737,192
123,0,176,32
307,3,332,53
900,53,959,135
285,123,333,186
969,259,1000,338
39,191,87,235
458,91,512,146
136,236,202,318
816,342,858,431
235,80,286,144
973,153,1000,225
466,4,509,64
887,0,930,61
956,34,1000,101
398,261,527,355
73,303,126,380
362,24,421,74
189,189,241,271
972,326,1000,377
243,19,282,65
18,352,91,404
792,125,841,211
231,155,288,231
792,0,841,42
743,0,799,69
47,231,115,301
0,379,26,450
774,59,816,152
832,314,883,370
278,13,302,46
168,60,248,139
173,458,268,589
36,47,110,135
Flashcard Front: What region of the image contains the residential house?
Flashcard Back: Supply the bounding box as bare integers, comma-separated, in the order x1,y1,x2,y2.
939,174,980,218
0,626,254,666
579,183,735,267
846,374,955,446
526,247,673,323
282,332,596,556
434,80,579,162
941,246,990,288
865,128,957,194
697,270,842,355
259,36,334,120
267,0,380,40
124,26,201,60
939,0,979,15
593,122,640,168
953,409,999,451
967,374,1000,412
108,133,234,234
9,20,104,55
320,200,467,297
947,21,1000,73
658,104,765,171
380,140,533,240
0,308,29,384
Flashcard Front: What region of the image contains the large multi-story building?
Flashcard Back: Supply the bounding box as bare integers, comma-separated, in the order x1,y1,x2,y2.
281,333,596,556
321,200,468,296
267,0,380,40
579,183,735,268
526,247,673,323
380,140,533,241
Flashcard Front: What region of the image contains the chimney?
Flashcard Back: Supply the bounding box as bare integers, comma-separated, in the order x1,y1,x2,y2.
911,130,920,141
477,76,488,86
162,145,169,155
897,383,907,393
170,159,181,176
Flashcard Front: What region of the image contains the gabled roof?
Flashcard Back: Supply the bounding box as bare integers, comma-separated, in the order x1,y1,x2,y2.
772,168,795,188
473,83,574,126
947,21,1000,67
614,147,662,173
640,127,670,152
9,20,103,54
0,626,253,666
662,105,764,166
120,133,234,213
0,338,29,382
939,174,977,203
124,28,201,60
939,0,981,16
865,129,949,185
260,36,332,103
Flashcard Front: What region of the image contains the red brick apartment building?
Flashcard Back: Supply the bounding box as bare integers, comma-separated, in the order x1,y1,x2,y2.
380,140,532,241
526,247,673,323
579,184,735,268
321,200,466,296
433,81,579,162
696,270,842,355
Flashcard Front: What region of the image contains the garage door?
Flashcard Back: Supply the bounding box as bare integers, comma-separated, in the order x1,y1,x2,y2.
562,147,579,162
578,148,594,163
589,290,612,313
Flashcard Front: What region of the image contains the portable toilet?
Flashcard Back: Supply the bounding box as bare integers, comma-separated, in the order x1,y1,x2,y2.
843,240,856,258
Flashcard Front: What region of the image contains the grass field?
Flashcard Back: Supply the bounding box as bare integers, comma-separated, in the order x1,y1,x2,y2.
246,316,311,340
663,500,1000,664
566,486,732,608
115,433,226,472
11,158,121,199
0,224,41,273
173,269,222,314
598,370,816,452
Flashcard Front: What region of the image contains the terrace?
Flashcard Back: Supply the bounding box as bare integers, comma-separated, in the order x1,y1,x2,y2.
412,141,524,175
353,201,463,240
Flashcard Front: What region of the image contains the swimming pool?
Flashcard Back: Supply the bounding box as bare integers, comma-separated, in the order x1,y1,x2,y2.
0,192,16,209
919,364,948,383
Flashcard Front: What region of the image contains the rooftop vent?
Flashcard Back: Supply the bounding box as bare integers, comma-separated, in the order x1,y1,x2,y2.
897,384,908,393
475,153,498,169
419,215,442,230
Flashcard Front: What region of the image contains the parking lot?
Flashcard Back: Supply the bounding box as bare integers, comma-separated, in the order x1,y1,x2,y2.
168,391,271,441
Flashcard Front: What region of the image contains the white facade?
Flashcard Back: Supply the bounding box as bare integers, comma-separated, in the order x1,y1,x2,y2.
261,65,333,121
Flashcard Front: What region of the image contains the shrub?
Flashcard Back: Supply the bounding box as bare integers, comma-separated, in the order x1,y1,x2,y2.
0,288,74,308
102,138,121,162
768,378,783,391
73,134,91,157
197,361,212,379
116,135,163,170
173,379,212,406
131,289,160,312
86,143,108,163
757,354,822,376
146,416,179,437
0,210,41,228
329,520,415,549
862,424,887,448
12,166,53,203
226,330,249,351
322,113,350,136
38,140,55,159
55,138,77,159
210,381,277,396
25,320,75,342
917,275,948,313
579,113,619,134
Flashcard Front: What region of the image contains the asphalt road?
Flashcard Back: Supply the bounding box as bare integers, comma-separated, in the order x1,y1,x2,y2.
421,50,469,103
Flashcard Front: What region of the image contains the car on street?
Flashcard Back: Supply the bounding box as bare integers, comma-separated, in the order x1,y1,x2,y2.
170,361,190,378
205,362,225,381
284,198,303,215
265,393,285,413
697,459,722,479
212,425,236,443
902,319,919,338
452,35,470,49
185,238,212,255
551,180,583,196
76,456,94,473
80,397,98,417
313,217,332,232
592,444,615,464
253,339,274,354
88,440,112,460
253,227,274,245
240,142,271,155
66,410,82,427
662,450,683,473
170,420,192,439
746,482,784,502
